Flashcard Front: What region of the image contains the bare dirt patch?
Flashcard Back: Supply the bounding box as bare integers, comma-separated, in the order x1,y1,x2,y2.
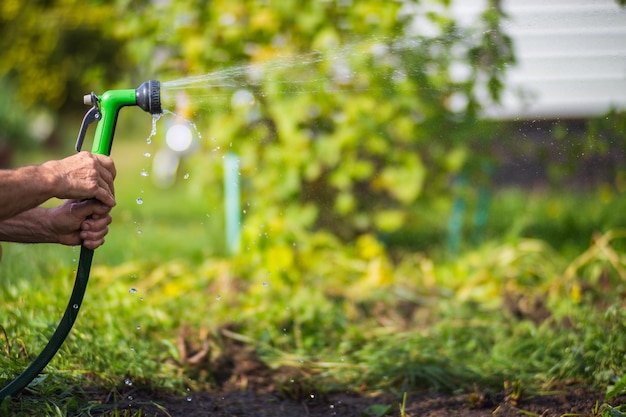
117,387,622,417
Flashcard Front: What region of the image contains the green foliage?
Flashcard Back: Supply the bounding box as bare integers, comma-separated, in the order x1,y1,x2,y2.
0,0,131,111
113,0,514,241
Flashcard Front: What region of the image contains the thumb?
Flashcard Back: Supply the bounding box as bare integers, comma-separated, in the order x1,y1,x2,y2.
69,200,99,219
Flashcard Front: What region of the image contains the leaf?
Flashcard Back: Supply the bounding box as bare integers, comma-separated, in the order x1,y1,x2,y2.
607,374,626,400
602,404,626,417
362,403,393,417
378,154,426,204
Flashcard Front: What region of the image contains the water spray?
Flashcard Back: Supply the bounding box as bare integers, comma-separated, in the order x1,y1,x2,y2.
0,80,162,402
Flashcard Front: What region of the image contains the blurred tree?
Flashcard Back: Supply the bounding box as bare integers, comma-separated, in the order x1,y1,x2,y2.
0,0,131,111
0,77,35,168
0,0,136,165
116,0,514,243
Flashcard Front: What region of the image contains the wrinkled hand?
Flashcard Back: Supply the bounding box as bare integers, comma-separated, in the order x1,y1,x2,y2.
43,152,117,208
48,200,113,249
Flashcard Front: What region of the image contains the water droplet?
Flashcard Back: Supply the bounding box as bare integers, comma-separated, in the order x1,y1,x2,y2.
130,346,135,351
137,229,143,235
128,395,134,401
129,288,137,294
136,197,144,205
186,395,193,402
147,138,152,145
183,173,190,180
262,282,269,287
73,304,79,309
139,297,144,302
140,170,149,177
144,152,151,158
136,325,141,330
310,394,315,399
216,295,221,301
125,378,133,386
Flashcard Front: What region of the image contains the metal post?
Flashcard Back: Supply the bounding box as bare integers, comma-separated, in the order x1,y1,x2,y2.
223,152,241,255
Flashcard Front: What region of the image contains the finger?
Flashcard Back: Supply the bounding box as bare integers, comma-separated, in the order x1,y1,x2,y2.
94,154,117,179
80,227,108,242
69,200,93,219
94,184,116,208
97,166,116,193
82,237,105,250
81,215,112,233
89,155,116,206
71,200,113,222
91,202,113,216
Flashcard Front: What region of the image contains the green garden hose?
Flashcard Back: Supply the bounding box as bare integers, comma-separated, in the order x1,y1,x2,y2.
0,247,93,401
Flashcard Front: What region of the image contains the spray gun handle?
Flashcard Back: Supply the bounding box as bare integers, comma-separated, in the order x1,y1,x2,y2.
75,105,102,152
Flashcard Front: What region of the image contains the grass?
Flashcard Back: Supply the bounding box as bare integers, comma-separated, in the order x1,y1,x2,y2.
2,140,626,415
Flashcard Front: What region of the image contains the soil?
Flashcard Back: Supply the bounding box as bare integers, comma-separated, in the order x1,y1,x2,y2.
119,387,622,417
100,336,625,417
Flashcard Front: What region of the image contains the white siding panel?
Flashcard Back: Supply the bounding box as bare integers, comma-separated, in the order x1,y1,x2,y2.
482,0,626,119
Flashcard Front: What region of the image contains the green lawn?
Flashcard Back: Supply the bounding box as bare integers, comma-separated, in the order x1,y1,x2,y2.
2,141,626,416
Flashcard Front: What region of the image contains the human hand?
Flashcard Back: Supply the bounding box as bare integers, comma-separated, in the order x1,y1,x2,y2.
47,199,113,249
42,152,117,207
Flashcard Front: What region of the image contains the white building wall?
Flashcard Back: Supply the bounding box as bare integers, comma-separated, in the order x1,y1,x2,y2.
487,0,626,119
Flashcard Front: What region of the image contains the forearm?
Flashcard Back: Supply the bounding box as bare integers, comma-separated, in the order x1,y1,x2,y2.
0,164,57,221
0,207,56,244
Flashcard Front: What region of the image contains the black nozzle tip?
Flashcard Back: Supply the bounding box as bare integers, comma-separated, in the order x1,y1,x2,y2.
136,80,162,115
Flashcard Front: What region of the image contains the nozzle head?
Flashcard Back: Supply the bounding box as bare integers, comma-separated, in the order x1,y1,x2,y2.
136,80,162,114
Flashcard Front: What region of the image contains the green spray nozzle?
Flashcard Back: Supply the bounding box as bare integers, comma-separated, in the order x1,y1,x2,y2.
76,80,162,156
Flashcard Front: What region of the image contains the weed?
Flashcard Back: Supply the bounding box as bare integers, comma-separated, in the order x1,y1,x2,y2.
607,374,626,401
600,404,626,417
399,392,409,417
